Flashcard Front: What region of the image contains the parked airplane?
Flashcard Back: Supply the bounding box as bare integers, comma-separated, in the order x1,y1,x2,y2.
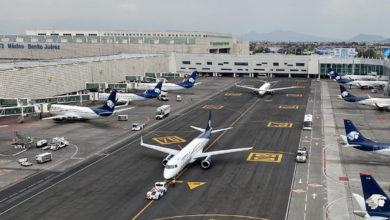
340,119,390,156
42,90,132,121
352,173,390,219
99,82,162,105
329,68,377,81
137,71,198,91
141,112,253,179
345,80,389,89
339,85,390,110
235,81,298,96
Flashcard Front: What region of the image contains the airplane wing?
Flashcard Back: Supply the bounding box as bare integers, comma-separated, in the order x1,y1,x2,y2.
268,86,298,92
41,114,81,120
140,136,179,155
235,84,259,91
193,147,252,159
190,126,233,134
352,193,366,211
190,125,205,132
114,107,134,113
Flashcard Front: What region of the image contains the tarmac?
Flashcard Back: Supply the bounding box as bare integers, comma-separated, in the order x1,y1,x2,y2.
0,77,389,220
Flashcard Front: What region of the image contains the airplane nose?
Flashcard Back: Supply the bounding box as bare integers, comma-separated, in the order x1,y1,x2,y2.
163,170,175,180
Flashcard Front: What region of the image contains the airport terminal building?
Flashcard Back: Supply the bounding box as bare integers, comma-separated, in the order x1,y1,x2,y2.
0,30,249,60
0,30,390,100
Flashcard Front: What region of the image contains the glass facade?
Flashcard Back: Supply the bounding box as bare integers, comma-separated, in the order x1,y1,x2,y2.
319,63,384,75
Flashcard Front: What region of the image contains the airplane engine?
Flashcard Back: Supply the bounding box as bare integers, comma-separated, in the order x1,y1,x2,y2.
201,156,213,169
162,154,174,166
270,91,275,95
252,91,258,95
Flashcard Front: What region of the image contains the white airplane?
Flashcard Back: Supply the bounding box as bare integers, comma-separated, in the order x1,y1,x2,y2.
235,81,298,96
141,112,253,179
42,90,132,121
345,80,389,89
340,85,390,111
329,69,377,81
99,82,162,105
137,71,198,91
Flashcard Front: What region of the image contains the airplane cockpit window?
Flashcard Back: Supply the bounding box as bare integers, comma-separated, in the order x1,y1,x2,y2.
166,164,178,169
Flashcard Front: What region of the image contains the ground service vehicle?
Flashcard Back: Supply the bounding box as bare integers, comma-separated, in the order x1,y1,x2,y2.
36,152,52,164
157,94,168,101
18,158,33,166
296,147,308,163
117,115,128,121
132,123,145,131
36,139,48,148
146,182,168,200
303,114,313,130
176,95,182,102
156,105,171,120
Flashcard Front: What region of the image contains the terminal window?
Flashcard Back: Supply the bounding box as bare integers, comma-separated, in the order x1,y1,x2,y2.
182,61,191,64
273,62,279,66
207,62,212,65
234,62,248,66
296,63,305,66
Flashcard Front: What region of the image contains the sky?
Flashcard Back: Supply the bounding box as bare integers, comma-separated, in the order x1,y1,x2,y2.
1,0,389,40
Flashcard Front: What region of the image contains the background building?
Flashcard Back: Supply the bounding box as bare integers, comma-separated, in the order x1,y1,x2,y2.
0,30,249,60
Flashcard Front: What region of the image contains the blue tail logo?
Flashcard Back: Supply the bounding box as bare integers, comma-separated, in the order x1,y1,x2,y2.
344,119,367,143
360,173,390,213
100,89,116,112
145,82,162,98
340,85,352,98
177,71,197,88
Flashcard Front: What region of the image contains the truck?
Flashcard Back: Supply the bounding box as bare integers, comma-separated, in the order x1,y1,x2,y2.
303,114,313,130
117,115,128,121
50,137,69,150
36,152,52,164
156,105,171,120
132,123,145,131
146,182,168,200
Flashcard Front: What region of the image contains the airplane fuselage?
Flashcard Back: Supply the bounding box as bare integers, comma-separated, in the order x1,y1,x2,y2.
356,98,390,109
164,131,211,179
257,83,271,96
49,104,112,120
99,93,153,103
137,83,189,91
353,141,390,156
338,75,377,81
346,80,388,88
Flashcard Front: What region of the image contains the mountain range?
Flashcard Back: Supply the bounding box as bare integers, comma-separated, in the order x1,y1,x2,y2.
236,30,389,42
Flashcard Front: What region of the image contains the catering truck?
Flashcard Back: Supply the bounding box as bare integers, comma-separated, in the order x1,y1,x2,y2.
156,105,171,120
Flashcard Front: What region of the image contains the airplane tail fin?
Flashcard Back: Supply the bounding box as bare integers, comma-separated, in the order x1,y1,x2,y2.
205,111,211,132
343,119,370,144
339,85,356,100
99,89,116,112
177,71,197,88
145,82,162,98
360,173,390,213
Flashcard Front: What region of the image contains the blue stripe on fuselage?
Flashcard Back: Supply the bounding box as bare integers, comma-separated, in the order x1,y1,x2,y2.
90,107,113,117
